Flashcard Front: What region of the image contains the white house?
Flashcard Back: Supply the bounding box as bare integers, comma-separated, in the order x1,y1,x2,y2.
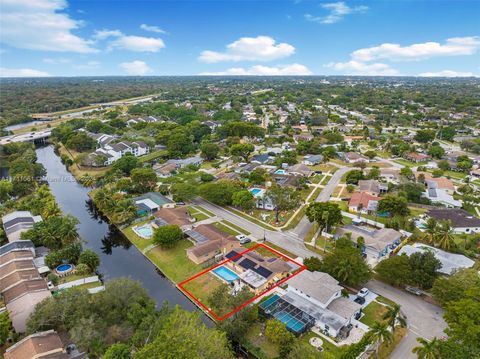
264,271,362,338
95,140,150,165
302,154,324,166
249,187,274,211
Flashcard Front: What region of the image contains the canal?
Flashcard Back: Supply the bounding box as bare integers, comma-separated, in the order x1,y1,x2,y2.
35,145,201,313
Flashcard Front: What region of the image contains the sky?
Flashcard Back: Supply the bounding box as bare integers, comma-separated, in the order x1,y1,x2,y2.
0,0,479,77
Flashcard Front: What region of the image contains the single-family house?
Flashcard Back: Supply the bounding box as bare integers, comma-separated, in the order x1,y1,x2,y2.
379,168,401,184
405,152,431,163
423,185,461,208
426,208,480,234
293,133,314,142
154,207,193,228
260,271,361,338
167,156,204,168
153,162,177,178
2,211,42,243
302,155,324,166
249,187,275,210
288,163,314,177
251,154,273,165
335,225,402,260
398,243,474,275
4,330,68,359
358,180,387,196
4,278,51,333
225,249,294,294
348,192,380,213
342,152,368,164
185,224,241,264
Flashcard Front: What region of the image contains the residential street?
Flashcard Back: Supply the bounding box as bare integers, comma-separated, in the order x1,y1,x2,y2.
289,167,350,238
366,279,447,359
196,167,447,358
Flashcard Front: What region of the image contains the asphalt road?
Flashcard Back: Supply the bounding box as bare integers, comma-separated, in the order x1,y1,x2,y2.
366,279,447,359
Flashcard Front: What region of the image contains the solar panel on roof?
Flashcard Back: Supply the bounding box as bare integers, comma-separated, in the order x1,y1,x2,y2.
239,258,256,270
185,230,209,243
225,250,240,261
252,266,273,278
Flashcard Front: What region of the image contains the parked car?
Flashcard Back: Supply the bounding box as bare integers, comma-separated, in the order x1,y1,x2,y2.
354,296,366,305
405,286,423,296
240,237,252,245
236,234,247,241
357,288,370,298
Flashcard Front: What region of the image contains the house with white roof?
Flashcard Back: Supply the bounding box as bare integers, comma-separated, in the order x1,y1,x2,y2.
2,211,42,243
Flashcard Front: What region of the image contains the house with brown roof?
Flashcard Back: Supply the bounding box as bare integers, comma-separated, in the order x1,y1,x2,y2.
4,330,67,359
358,179,387,196
225,249,294,294
154,207,193,228
153,162,177,178
405,152,431,163
348,192,380,213
288,163,314,177
418,173,455,195
4,278,51,333
342,152,368,164
186,224,241,264
379,168,401,183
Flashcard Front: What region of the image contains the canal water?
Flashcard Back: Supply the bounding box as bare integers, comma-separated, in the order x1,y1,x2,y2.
35,145,200,313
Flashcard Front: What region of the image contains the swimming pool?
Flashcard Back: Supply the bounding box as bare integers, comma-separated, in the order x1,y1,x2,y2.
249,188,263,196
212,266,239,283
274,311,307,332
274,169,286,175
56,264,73,275
134,224,153,239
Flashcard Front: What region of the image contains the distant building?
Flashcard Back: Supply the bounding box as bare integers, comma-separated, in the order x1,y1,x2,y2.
398,243,474,275
302,154,324,166
87,139,149,166
405,152,431,163
357,179,387,196
2,211,42,243
426,209,480,234
167,156,203,168
341,152,368,164
288,163,314,177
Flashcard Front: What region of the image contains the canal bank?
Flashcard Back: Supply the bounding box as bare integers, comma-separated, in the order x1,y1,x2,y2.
35,145,201,313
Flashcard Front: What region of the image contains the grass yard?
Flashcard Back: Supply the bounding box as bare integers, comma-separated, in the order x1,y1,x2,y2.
139,149,168,163
308,187,322,202
181,273,223,311
78,281,103,290
187,206,210,221
228,207,277,230
320,175,333,185
360,301,389,328
212,221,240,236
282,206,306,230
58,274,87,284
221,220,251,235
244,241,297,259
301,331,345,359
57,144,109,179
393,159,428,167
192,205,215,217
145,240,201,283
369,327,407,359
376,295,396,307
245,323,279,359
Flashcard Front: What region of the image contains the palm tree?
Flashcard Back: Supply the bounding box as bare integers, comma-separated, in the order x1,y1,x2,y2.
412,337,440,359
382,304,407,332
435,220,455,250
79,174,95,188
422,218,437,245
113,199,136,224
368,321,393,359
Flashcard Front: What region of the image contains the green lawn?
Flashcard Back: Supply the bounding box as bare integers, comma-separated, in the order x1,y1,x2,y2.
144,240,201,283
181,273,224,312
393,159,428,167
301,331,346,359
192,205,215,217
212,221,240,236
227,207,277,230
244,323,279,359
308,187,322,202
282,206,306,230
244,241,297,259
187,206,209,221
360,301,389,327
221,220,251,235
320,175,333,185
369,327,407,359
139,149,168,163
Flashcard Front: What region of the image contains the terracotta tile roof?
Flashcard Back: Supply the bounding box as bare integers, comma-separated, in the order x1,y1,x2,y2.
348,192,380,209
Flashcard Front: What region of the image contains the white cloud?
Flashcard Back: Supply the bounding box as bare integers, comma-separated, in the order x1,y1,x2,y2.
418,70,475,77
140,24,166,34
93,29,165,52
0,0,95,53
109,35,165,52
326,61,399,76
0,67,50,77
199,36,295,63
93,29,123,40
305,2,368,24
75,61,101,70
120,60,151,75
43,57,71,64
352,36,480,62
199,63,312,76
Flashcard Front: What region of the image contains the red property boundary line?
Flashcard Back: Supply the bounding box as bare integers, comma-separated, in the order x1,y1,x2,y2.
178,243,306,321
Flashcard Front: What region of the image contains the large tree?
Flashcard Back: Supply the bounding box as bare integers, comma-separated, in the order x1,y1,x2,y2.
152,224,183,249
229,143,254,162
377,195,410,217
232,190,255,211
266,185,302,223
305,202,342,234
131,167,158,193
432,268,480,307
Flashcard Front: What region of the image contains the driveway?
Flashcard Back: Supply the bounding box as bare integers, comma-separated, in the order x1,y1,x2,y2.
290,167,350,238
